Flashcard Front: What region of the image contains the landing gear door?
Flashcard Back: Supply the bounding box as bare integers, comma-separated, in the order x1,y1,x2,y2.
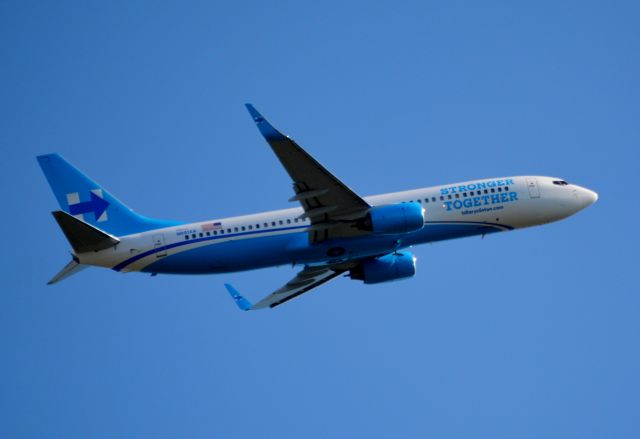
526,178,540,199
152,234,167,258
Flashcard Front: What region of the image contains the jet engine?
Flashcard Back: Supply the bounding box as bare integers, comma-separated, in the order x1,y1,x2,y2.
358,202,425,235
350,252,417,284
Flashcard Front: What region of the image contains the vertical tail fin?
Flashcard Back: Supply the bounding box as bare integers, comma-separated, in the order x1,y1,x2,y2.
37,154,181,236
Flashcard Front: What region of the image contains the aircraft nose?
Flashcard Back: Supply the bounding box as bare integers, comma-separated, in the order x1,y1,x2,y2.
577,186,598,209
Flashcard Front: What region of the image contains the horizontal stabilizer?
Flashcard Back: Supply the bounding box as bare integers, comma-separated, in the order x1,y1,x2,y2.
47,258,88,285
52,210,120,253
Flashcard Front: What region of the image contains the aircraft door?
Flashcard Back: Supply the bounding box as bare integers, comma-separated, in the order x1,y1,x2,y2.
526,178,540,199
152,233,167,258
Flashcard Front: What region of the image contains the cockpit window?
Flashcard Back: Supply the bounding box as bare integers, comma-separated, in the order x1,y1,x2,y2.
553,180,569,186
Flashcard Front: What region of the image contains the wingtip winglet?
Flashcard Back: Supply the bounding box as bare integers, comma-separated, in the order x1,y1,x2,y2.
243,103,284,141
245,103,267,125
224,283,253,311
244,103,261,119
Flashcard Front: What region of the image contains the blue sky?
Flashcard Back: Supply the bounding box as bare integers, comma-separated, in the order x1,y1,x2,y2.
1,1,639,437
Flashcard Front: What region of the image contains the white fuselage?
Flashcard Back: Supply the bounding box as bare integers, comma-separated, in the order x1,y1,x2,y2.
77,175,597,275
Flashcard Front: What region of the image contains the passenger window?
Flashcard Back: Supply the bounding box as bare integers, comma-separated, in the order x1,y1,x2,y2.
463,192,467,197
505,186,509,191
490,188,495,193
484,189,488,194
455,194,459,198
213,231,217,235
184,236,189,240
248,225,253,230
279,220,283,225
432,197,436,202
447,195,452,200
287,219,291,224
191,234,196,239
470,191,474,196
206,232,210,236
424,198,429,203
498,187,502,192
440,196,444,201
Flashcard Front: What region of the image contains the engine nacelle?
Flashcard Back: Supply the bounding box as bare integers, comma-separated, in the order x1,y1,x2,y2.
350,252,417,284
361,203,425,235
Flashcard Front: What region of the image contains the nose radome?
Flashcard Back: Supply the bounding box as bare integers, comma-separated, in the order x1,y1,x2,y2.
579,187,598,208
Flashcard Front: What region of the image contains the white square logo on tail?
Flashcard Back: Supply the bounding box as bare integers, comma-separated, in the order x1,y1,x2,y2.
66,192,84,221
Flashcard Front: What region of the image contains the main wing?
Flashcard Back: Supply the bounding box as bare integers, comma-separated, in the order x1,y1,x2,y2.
225,264,346,310
245,104,371,242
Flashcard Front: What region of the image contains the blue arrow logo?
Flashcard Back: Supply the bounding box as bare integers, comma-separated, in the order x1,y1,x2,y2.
69,192,109,220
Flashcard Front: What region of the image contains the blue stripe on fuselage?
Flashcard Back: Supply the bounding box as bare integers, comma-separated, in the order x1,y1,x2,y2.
113,220,511,274
112,225,308,272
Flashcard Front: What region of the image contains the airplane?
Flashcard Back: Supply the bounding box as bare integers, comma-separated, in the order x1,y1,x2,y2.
38,104,598,311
